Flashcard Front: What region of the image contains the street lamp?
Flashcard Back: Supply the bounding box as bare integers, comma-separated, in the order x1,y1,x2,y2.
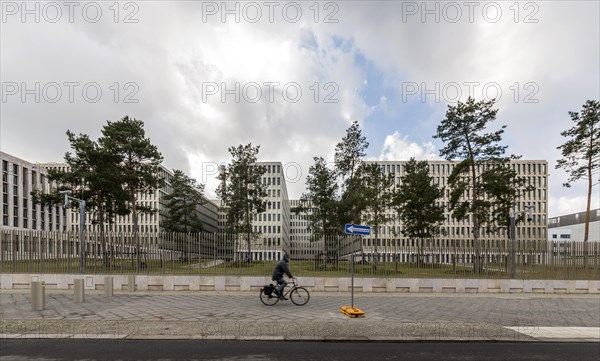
60,190,86,274
509,205,534,278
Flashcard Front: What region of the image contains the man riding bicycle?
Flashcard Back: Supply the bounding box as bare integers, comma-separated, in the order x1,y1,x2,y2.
272,253,294,300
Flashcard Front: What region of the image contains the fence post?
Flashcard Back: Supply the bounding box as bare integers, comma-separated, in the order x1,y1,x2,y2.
74,279,85,303
128,274,135,292
104,276,113,297
31,281,45,311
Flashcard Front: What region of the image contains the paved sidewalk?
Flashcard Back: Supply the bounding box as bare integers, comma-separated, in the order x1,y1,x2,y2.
1,290,599,342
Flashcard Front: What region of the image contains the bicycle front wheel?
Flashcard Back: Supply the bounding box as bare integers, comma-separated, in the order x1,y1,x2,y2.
260,288,279,306
290,287,310,306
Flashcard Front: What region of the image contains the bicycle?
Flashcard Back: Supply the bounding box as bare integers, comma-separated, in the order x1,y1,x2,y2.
260,278,310,306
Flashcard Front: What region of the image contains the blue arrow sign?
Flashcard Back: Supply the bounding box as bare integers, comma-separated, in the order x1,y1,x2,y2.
344,223,371,235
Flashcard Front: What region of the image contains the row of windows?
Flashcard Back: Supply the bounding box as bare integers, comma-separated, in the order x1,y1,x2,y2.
267,189,281,198
290,221,309,227
365,225,547,238
262,177,281,186
362,237,547,248
72,224,159,232
256,213,281,222
252,225,282,234
264,164,281,174
71,211,159,224
374,162,547,176
267,201,281,210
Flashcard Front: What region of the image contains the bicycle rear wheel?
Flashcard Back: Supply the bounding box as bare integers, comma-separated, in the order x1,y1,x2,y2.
260,288,279,306
290,287,310,306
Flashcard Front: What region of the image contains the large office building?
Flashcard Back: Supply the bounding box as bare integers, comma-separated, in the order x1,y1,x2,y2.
1,152,69,231
281,160,549,264
217,162,291,261
358,160,549,264
4,149,551,265
1,151,219,235
289,199,321,260
38,163,220,234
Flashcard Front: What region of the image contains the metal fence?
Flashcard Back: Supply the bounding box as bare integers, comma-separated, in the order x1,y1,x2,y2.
1,229,598,280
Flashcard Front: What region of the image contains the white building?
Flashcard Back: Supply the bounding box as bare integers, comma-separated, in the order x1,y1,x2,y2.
0,152,219,233
3,150,551,265
289,199,321,260
38,163,220,234
356,160,548,264
285,160,549,265
1,152,68,231
548,209,600,242
217,162,291,261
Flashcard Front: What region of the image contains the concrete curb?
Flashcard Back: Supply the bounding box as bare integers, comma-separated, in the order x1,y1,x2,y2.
2,333,598,342
2,320,598,342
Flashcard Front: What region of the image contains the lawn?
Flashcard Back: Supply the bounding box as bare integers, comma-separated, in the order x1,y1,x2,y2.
2,257,598,280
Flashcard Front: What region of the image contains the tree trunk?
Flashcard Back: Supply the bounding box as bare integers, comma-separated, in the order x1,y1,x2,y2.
373,226,378,271
130,189,141,270
97,198,108,268
246,231,251,263
471,161,481,275
584,157,592,268
473,216,481,274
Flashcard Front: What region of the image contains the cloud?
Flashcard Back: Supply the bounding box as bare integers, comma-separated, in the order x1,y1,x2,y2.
548,195,599,219
1,1,598,214
378,131,440,161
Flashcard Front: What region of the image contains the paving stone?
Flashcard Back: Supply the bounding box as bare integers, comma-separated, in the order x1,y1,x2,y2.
1,291,598,341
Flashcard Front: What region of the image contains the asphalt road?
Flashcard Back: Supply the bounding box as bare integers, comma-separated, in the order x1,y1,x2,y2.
1,340,600,361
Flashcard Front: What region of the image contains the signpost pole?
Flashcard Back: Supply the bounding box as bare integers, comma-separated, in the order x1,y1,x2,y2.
341,223,368,318
351,234,355,308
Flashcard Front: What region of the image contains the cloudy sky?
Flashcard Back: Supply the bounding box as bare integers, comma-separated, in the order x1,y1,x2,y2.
1,1,598,218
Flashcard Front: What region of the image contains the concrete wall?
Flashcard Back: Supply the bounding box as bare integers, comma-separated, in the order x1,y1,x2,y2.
1,274,598,294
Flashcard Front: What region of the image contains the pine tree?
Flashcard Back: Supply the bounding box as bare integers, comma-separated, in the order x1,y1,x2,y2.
297,156,339,264
434,97,522,274
394,158,446,266
217,144,267,262
334,120,369,224
359,163,395,270
556,99,600,267
99,116,163,268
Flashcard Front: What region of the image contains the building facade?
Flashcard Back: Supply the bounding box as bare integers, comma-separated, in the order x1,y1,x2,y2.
217,162,291,261
38,163,220,234
358,160,549,264
289,199,322,260
548,208,600,242
1,150,219,241
1,152,68,231
3,150,551,265
284,160,550,265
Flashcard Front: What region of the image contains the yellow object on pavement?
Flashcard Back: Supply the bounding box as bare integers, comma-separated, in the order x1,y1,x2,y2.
340,306,365,318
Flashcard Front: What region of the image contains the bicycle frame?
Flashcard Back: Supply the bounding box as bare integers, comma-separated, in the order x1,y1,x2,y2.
272,279,298,297
260,279,310,306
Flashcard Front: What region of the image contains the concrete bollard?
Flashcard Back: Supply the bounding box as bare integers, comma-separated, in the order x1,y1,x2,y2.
104,276,113,297
128,275,135,292
31,281,45,311
74,279,85,303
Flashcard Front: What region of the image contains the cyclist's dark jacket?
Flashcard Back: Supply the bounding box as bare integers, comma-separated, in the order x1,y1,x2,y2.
272,258,293,281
